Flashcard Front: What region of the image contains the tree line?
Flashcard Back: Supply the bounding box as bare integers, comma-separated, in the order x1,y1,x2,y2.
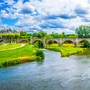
0,25,90,43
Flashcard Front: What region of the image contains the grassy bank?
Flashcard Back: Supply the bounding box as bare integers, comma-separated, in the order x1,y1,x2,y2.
0,44,45,68
0,44,21,50
45,46,85,57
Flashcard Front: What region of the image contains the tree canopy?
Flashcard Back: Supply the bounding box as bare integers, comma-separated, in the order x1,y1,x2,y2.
75,25,90,38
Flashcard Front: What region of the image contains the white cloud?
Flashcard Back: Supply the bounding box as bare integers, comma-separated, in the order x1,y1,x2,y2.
1,0,90,34
4,0,15,5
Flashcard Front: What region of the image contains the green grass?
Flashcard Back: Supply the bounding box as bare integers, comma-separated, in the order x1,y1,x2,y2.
0,44,21,50
45,46,85,57
0,44,44,68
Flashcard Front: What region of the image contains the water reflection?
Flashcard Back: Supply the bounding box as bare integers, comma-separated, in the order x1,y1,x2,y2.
36,59,44,65
0,49,90,90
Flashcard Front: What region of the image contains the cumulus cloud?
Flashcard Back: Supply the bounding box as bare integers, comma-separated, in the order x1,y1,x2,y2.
1,0,90,34
4,0,15,5
20,4,35,14
74,4,89,17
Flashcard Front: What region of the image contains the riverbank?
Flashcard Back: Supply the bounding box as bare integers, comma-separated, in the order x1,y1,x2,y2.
45,46,86,57
0,44,45,68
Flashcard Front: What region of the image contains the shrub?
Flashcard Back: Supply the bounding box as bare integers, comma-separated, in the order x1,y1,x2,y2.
35,50,45,59
34,43,38,48
36,56,41,60
83,40,90,48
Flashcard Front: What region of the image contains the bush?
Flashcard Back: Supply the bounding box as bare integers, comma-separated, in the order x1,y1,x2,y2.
34,43,38,48
83,40,90,48
35,50,45,59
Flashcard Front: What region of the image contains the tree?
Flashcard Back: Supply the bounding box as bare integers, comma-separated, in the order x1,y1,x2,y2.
14,34,20,43
27,33,32,36
7,33,15,43
33,33,42,38
39,31,47,37
83,40,90,48
20,31,27,36
9,28,12,32
62,32,67,38
2,33,15,43
75,25,90,38
27,36,31,44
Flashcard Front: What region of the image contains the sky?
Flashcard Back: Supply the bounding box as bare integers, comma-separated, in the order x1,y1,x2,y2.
0,0,90,34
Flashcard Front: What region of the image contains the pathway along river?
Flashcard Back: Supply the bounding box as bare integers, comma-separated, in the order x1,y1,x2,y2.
0,49,90,90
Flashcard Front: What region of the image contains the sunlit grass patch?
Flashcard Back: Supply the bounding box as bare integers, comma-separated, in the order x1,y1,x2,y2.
0,44,21,50
45,46,84,57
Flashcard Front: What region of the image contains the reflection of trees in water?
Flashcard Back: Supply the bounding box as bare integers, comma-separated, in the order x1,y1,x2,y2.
36,59,44,65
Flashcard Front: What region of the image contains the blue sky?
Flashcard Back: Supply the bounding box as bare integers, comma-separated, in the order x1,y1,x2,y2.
0,0,90,34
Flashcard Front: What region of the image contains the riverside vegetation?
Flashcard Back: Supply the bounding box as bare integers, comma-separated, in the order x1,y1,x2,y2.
0,44,45,68
45,40,90,57
45,46,85,57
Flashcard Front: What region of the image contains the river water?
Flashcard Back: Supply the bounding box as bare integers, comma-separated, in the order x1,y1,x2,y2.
0,49,90,90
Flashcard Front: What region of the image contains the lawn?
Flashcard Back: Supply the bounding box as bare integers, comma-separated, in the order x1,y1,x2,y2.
45,46,85,57
0,44,44,67
0,44,21,50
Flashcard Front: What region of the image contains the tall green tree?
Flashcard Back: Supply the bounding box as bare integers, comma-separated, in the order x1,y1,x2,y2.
33,33,42,38
75,25,90,38
39,31,47,37
14,34,20,43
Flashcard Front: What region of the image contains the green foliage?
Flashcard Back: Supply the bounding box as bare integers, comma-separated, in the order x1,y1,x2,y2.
14,34,20,39
83,40,90,48
39,31,47,37
2,33,8,38
7,33,15,39
34,42,38,48
9,28,12,32
0,35,2,39
35,49,45,58
27,33,32,36
75,25,90,38
36,56,41,60
20,31,27,36
27,36,31,42
33,33,42,38
68,35,78,38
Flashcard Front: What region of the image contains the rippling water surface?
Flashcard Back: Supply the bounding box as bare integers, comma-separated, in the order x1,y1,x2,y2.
0,49,90,90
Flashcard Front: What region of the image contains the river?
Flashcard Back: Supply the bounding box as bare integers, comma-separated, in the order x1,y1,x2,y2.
0,49,90,90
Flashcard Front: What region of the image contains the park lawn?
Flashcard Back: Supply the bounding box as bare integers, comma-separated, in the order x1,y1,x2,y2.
0,44,21,50
0,44,42,67
45,46,85,57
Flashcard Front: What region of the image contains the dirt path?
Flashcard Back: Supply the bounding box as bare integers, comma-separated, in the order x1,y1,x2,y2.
0,44,25,51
